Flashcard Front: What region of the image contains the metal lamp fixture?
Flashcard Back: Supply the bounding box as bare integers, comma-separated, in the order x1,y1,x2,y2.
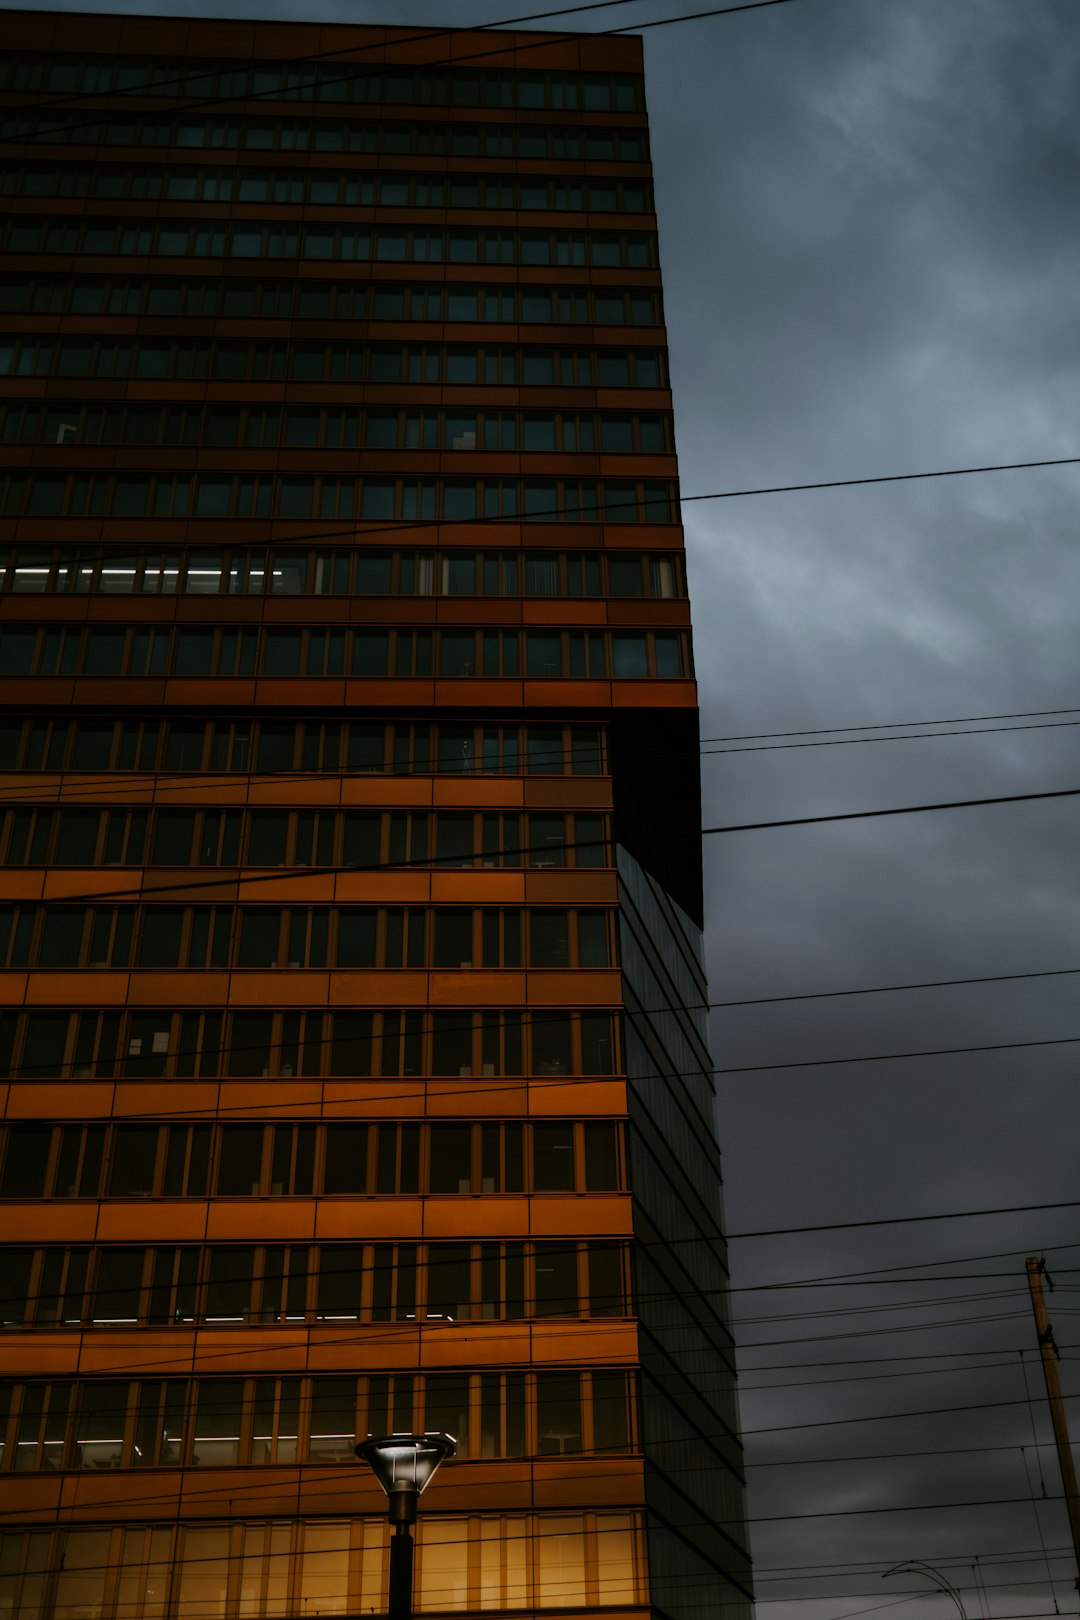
356,1432,456,1620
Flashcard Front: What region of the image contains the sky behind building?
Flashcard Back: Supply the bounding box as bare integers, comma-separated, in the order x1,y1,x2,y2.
2,1,1077,1616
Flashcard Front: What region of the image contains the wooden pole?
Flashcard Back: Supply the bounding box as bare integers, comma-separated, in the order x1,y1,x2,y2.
1026,1256,1080,1595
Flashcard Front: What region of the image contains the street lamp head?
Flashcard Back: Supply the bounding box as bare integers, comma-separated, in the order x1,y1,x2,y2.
355,1433,457,1525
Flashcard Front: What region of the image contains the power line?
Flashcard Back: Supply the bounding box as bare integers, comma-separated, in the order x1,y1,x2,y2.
753,1546,1071,1578
703,785,1080,832
729,1199,1080,1240
713,1033,1080,1076
699,704,1080,745
743,1397,1049,1438
736,1284,1025,1323
742,1359,1030,1393
746,1440,1061,1468
681,453,1080,504
712,965,1080,1009
702,717,1080,755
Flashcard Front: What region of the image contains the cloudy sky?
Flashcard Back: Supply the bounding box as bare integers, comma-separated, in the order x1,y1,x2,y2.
6,0,1079,1613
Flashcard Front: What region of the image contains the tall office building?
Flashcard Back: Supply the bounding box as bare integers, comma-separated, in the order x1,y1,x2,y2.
0,13,753,1620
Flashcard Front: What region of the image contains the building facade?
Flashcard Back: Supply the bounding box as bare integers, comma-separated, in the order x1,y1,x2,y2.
0,13,753,1620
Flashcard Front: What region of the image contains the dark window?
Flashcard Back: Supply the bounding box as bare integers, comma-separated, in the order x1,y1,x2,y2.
588,1242,624,1316
427,1244,470,1320
109,1126,159,1195
536,1372,582,1454
136,909,183,968
323,1124,368,1194
533,1124,575,1192
54,810,100,864
317,1245,362,1320
429,1124,472,1193
150,812,195,865
434,911,472,968
584,1124,619,1190
342,812,380,867
534,1243,577,1316
248,812,289,865
38,908,86,967
0,1125,52,1197
216,1126,265,1195
237,909,281,968
93,1247,142,1323
206,1247,254,1321
431,1012,472,1076
530,912,569,968
336,911,377,968
592,1369,630,1453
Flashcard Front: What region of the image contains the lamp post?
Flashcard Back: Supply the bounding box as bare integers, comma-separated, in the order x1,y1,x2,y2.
356,1432,456,1620
883,1561,969,1620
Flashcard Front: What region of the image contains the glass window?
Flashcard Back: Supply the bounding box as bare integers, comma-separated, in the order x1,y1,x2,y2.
323,1125,367,1194
360,482,395,522
534,1244,578,1316
336,910,377,967
611,634,647,678
352,633,389,676
537,1372,582,1454
439,632,475,677
530,912,569,968
38,908,85,967
136,909,183,967
317,1245,362,1320
75,1382,129,1469
179,1527,230,1617
434,911,473,968
533,1124,574,1192
217,1126,265,1195
109,1126,158,1195
526,634,561,678
94,1247,142,1323
205,1247,254,1322
429,1124,472,1193
431,1012,472,1076
577,911,609,967
584,1124,619,1190
532,1014,571,1076
309,1378,357,1460
654,633,682,677
173,630,213,675
0,1124,51,1196
444,352,477,384
330,1013,373,1078
54,1529,111,1616
247,811,288,865
191,1381,241,1465
237,909,280,967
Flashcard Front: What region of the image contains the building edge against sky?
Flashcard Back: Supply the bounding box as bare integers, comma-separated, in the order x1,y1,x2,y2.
0,12,753,1620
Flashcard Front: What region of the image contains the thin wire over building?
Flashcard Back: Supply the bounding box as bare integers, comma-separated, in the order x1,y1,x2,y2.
0,12,753,1620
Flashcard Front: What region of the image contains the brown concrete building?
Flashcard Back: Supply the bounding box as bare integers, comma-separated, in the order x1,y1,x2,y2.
0,12,752,1620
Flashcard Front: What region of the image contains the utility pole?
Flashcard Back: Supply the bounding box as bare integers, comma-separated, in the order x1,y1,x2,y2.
1026,1256,1080,1595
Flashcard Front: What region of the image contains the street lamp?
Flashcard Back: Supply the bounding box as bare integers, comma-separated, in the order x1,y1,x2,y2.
883,1561,969,1620
356,1432,456,1620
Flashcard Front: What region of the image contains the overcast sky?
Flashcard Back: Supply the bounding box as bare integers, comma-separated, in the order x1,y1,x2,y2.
6,0,1079,1613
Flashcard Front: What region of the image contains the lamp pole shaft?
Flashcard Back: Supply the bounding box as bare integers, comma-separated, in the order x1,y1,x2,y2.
1026,1257,1080,1594
388,1524,414,1620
